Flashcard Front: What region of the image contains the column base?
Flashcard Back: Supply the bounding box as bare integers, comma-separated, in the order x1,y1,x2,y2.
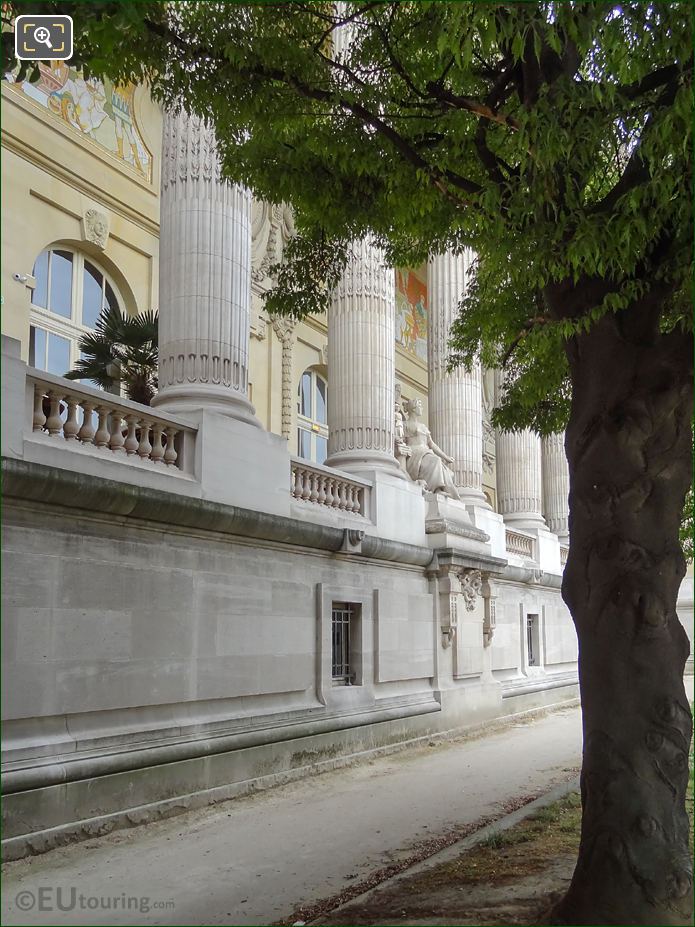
502,511,547,531
152,385,262,428
324,449,407,480
457,486,491,508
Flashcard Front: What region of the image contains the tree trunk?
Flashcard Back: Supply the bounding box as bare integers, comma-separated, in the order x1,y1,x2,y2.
551,297,693,925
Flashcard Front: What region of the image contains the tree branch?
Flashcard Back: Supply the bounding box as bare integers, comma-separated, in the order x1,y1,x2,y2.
590,75,681,216
423,81,521,131
618,61,690,100
142,15,482,205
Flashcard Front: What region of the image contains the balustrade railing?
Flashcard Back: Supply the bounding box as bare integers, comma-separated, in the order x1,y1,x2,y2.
560,545,569,566
28,371,197,474
505,528,535,559
290,458,370,518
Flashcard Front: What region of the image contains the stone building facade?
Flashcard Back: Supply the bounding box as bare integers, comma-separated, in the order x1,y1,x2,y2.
1,67,691,858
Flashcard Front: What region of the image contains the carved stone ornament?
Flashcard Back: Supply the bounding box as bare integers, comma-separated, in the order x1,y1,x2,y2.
270,316,297,440
393,383,411,473
482,418,496,474
461,569,483,611
482,576,497,646
441,594,458,648
341,528,365,553
251,200,296,285
83,208,110,250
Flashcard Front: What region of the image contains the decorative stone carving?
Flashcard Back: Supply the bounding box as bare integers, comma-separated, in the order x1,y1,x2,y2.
482,418,495,474
270,316,296,440
435,564,460,649
393,384,411,473
443,593,458,648
461,569,483,611
334,240,393,300
481,576,497,646
403,398,460,500
251,200,296,288
83,208,109,250
341,528,365,553
162,109,221,190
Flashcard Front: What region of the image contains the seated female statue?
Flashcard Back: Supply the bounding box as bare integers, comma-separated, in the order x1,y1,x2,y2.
403,398,460,501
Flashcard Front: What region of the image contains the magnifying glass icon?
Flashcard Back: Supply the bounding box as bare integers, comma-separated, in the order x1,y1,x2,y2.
33,26,53,49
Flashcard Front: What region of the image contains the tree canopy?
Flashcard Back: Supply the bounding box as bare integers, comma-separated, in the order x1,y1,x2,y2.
7,0,691,436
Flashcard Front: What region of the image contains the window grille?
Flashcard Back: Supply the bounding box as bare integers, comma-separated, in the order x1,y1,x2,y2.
331,602,355,684
527,614,539,667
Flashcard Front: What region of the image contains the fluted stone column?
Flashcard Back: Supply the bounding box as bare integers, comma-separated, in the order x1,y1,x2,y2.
325,239,402,477
427,250,487,505
153,108,258,424
496,428,546,529
542,432,570,541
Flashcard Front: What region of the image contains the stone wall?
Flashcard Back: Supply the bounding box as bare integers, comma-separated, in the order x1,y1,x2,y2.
2,470,579,859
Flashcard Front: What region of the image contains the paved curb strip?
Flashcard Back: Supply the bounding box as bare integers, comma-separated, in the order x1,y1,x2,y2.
308,776,581,925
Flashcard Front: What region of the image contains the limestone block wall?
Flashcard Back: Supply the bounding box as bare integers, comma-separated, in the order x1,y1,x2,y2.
1,456,580,857
2,501,438,766
490,581,578,681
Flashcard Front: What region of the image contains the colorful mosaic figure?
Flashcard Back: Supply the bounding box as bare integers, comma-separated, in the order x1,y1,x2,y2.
109,83,146,174
9,61,151,180
395,267,428,361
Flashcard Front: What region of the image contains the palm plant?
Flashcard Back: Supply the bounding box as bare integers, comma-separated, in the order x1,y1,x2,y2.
65,306,158,406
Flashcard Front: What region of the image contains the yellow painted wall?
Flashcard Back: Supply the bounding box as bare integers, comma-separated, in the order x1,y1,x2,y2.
1,80,161,359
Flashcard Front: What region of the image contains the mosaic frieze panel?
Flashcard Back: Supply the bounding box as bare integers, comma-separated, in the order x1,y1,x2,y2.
7,61,152,181
395,266,428,362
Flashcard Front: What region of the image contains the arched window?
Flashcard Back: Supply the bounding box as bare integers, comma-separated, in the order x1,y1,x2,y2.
28,247,123,379
297,369,328,464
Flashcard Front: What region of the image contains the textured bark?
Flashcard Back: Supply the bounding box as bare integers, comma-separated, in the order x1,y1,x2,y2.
550,296,693,925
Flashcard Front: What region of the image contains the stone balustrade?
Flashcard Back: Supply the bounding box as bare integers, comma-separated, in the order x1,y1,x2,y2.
290,458,371,518
505,528,536,560
560,545,569,566
28,370,197,473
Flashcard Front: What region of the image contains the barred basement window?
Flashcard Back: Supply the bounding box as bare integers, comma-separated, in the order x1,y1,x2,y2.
331,602,358,685
527,614,540,667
